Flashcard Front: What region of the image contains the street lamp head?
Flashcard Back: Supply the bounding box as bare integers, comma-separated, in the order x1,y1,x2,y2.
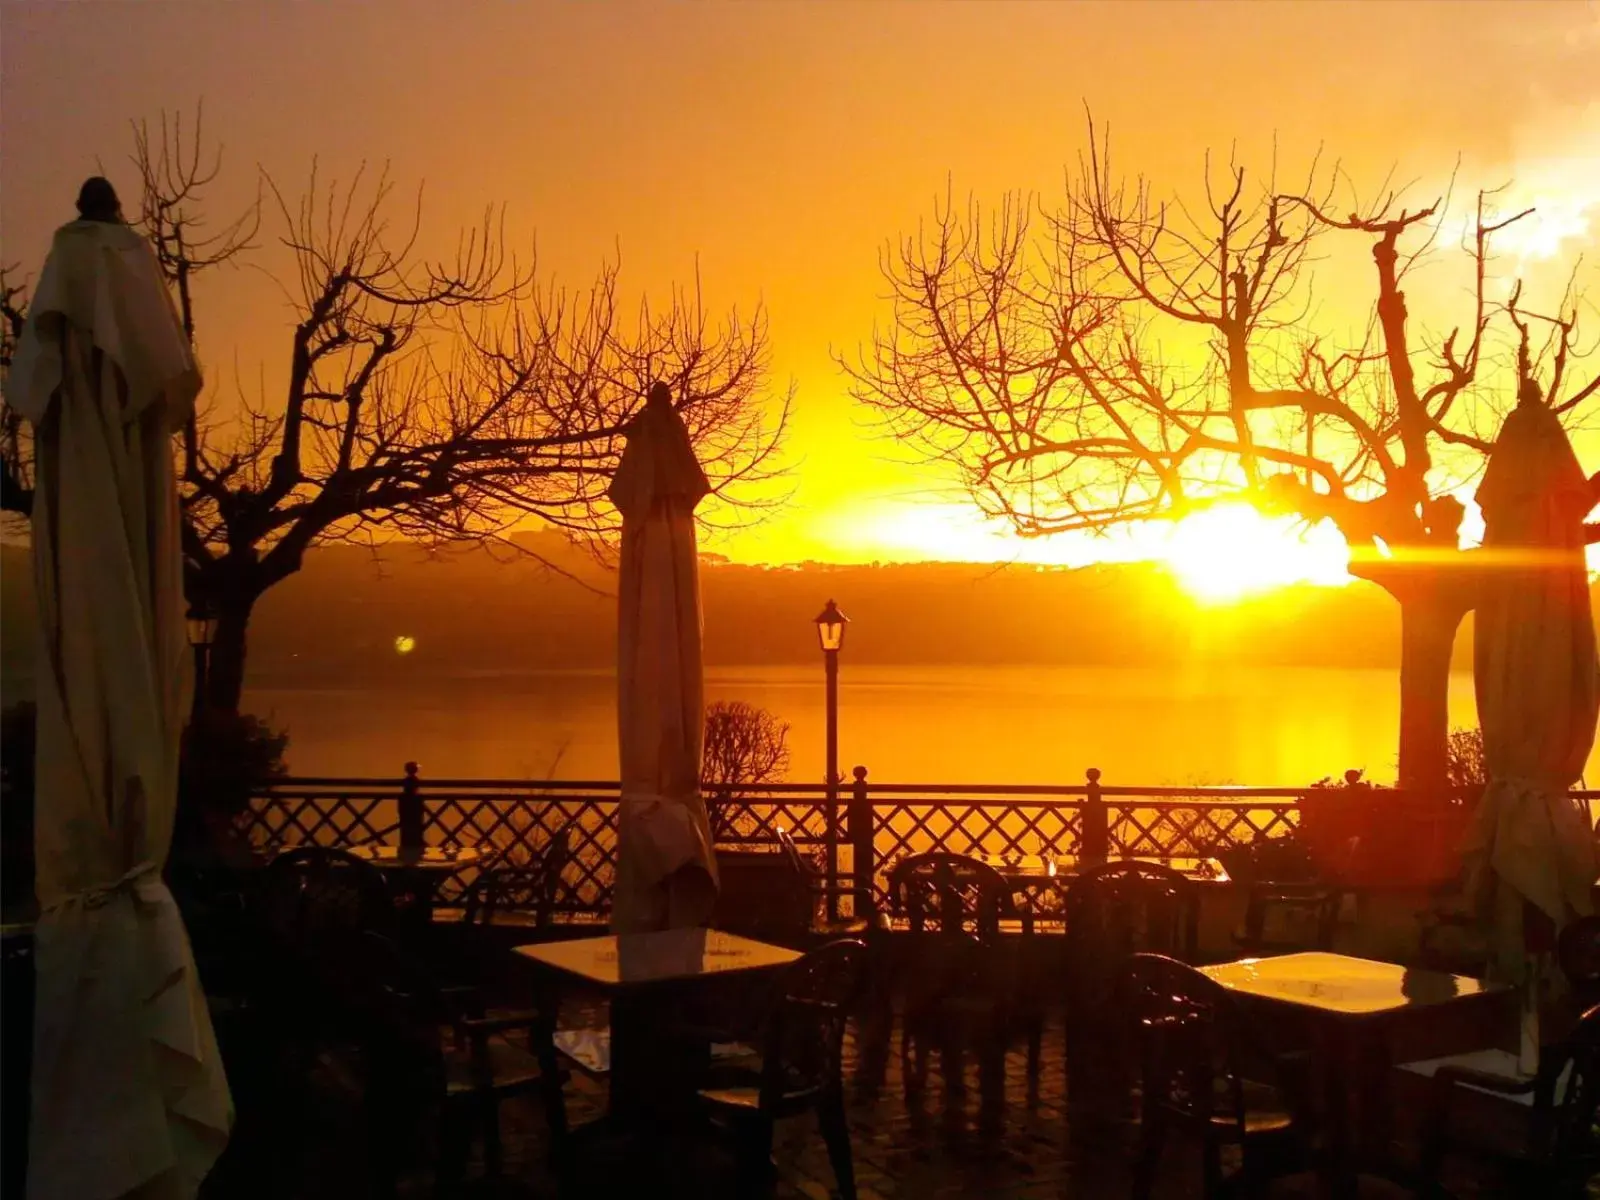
813,599,848,653
186,603,217,648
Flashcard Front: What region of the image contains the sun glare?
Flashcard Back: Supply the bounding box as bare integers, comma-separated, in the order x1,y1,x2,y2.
1161,505,1351,601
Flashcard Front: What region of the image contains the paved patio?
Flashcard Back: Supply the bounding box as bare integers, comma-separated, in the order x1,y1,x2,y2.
198,996,1566,1199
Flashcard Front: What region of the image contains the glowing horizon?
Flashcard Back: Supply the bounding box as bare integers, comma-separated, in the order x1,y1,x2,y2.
2,2,1597,581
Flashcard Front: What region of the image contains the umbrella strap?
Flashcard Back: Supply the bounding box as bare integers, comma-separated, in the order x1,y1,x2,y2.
42,860,161,915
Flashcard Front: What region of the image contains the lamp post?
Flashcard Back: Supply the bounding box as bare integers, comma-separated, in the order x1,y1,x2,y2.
186,602,216,722
813,600,848,918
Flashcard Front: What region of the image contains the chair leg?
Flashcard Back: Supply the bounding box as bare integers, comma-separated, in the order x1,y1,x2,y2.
481,1096,503,1178
818,1095,857,1200
434,1103,471,1198
901,1013,927,1097
940,1021,965,1096
1200,1132,1225,1200
734,1115,777,1197
1131,1110,1164,1200
1418,1098,1450,1200
539,1058,570,1165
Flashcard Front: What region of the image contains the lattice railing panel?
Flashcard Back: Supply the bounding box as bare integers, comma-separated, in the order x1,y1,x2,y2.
247,779,1600,923
869,797,1085,910
241,789,397,856
1105,798,1301,858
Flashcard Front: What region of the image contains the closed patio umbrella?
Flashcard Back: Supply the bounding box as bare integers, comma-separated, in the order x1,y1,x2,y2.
8,183,232,1199
1463,393,1599,1071
608,381,719,933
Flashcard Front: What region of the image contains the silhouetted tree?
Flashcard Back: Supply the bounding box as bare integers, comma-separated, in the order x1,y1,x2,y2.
1,110,790,712
1445,726,1488,792
0,273,28,519
845,123,1599,790
702,699,791,841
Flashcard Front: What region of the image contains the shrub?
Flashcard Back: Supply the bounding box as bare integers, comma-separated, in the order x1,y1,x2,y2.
176,710,290,861
701,700,791,842
1445,727,1488,792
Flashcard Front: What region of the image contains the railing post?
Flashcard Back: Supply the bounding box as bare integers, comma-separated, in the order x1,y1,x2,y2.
399,761,423,852
848,766,873,916
1082,767,1108,861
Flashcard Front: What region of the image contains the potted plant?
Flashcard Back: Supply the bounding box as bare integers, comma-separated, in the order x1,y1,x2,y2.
1298,730,1483,889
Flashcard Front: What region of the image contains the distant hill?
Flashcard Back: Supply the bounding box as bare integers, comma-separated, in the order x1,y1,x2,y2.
5,532,1596,692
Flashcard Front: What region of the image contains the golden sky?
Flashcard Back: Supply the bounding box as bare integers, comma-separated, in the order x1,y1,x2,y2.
3,0,1598,569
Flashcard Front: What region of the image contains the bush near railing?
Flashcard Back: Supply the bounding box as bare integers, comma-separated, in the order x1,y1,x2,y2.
242,766,1600,922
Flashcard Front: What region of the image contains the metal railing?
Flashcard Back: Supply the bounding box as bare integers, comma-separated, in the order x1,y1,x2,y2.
242,764,1600,922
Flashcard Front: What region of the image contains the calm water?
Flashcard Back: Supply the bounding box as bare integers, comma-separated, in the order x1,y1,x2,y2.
242,663,1558,787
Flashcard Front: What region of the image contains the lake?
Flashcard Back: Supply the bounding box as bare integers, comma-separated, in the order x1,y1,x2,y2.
242,663,1566,787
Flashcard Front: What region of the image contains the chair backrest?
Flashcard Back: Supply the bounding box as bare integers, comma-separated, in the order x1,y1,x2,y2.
775,827,817,882
1241,884,1340,954
259,846,395,948
1066,860,1199,963
759,938,866,1110
1532,1002,1600,1175
465,828,571,928
1124,952,1246,1131
1558,917,1600,1008
887,852,1006,940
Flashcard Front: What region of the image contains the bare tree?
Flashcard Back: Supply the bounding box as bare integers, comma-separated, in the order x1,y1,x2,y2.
701,699,791,841
1,110,790,712
845,122,1600,791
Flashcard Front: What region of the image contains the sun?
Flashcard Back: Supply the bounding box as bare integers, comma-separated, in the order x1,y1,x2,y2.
1162,504,1351,601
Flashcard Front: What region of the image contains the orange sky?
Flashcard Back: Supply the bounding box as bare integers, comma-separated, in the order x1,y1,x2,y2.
3,1,1598,567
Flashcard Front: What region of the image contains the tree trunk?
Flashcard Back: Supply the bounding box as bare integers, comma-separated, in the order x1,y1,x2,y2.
206,594,255,715
1396,593,1467,794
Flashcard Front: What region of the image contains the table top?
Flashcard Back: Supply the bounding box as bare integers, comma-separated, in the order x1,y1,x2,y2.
979,854,1230,884
1201,951,1505,1017
515,928,802,989
348,843,484,871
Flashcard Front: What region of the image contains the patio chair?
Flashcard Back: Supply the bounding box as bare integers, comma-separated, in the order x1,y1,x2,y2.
459,828,572,931
426,830,573,1003
1063,861,1199,1108
775,827,891,1040
1064,860,1199,989
358,930,568,1197
775,826,880,940
1124,953,1314,1200
886,852,1018,1099
1234,883,1341,957
698,938,866,1200
255,846,398,1047
1413,1002,1600,1198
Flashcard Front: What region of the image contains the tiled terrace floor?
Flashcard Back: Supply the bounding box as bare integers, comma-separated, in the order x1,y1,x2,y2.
200,1000,1575,1199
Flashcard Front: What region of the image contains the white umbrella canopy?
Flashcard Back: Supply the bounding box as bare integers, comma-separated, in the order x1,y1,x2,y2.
1463,396,1599,1062
608,381,720,933
8,197,232,1199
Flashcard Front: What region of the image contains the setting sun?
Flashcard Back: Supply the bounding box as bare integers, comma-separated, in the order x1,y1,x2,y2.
1161,505,1352,601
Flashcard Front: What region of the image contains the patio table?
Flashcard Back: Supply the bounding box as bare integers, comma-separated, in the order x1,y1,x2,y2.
1201,951,1514,1198
348,841,483,924
514,927,801,1133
